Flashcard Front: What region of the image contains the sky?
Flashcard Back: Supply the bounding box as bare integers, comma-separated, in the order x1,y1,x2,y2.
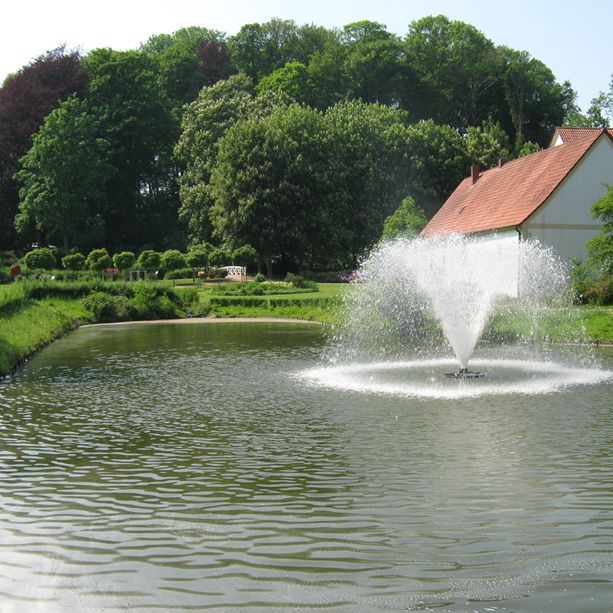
1,0,611,111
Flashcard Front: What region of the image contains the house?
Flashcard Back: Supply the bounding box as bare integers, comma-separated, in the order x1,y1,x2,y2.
421,128,613,263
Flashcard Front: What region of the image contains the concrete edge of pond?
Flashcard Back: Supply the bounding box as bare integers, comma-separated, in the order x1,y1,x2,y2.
80,317,324,329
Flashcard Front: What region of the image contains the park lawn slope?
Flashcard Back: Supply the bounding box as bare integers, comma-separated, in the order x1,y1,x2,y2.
0,297,94,376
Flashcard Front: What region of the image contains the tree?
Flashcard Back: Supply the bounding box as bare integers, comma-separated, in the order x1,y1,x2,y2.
175,74,257,242
341,21,403,106
228,19,301,81
324,100,414,263
197,40,231,86
403,16,500,128
381,196,427,241
465,118,512,170
160,249,186,272
61,252,86,271
501,48,569,148
185,244,211,267
208,247,232,267
83,48,180,250
113,251,136,272
137,249,161,273
256,61,314,105
586,186,613,276
24,247,55,271
232,245,258,270
402,119,470,217
210,103,333,274
185,243,211,282
14,96,113,252
0,47,87,250
86,248,111,272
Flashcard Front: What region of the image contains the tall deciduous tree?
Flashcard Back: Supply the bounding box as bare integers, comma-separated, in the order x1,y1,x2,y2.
403,15,500,129
209,103,332,274
0,47,87,249
398,119,470,218
84,48,180,250
175,74,257,243
324,100,413,263
14,96,113,252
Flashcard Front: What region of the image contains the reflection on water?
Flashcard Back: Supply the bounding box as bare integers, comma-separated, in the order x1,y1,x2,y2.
0,323,612,612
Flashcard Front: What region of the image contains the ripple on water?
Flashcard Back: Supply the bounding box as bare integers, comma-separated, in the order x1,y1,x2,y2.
0,323,612,611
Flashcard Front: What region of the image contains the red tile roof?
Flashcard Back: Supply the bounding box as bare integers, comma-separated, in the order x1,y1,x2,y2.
553,126,613,145
421,130,607,237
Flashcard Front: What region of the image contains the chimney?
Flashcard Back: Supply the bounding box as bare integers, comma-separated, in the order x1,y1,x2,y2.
498,158,507,168
471,165,480,185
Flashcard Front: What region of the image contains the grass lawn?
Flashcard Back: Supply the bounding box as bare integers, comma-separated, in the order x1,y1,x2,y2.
0,297,93,375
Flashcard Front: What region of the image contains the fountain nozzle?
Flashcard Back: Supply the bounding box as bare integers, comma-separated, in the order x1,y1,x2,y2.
443,367,484,379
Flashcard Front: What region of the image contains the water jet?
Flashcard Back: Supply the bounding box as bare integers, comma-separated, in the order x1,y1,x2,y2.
306,233,610,397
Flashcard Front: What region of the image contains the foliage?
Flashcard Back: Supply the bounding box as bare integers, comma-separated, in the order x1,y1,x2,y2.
82,291,133,322
137,249,161,272
381,196,428,241
15,96,113,251
208,247,232,267
113,251,136,271
465,119,512,169
254,273,266,283
232,244,258,268
284,273,317,289
185,244,211,269
0,47,88,250
0,15,577,259
23,247,56,270
517,141,542,157
85,248,112,272
402,119,469,217
174,74,257,242
160,249,187,272
83,48,180,250
62,252,86,271
585,185,613,276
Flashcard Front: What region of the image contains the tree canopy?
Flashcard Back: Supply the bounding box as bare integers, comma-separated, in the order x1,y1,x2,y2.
0,14,587,274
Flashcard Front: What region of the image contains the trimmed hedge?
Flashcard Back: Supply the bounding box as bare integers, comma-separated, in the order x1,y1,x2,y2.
208,295,338,308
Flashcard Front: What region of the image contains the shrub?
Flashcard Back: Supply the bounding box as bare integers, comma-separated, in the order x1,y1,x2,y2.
131,282,179,319
0,268,11,284
165,267,194,280
254,273,266,283
62,252,86,271
284,273,316,290
82,292,133,322
579,277,613,305
86,248,112,272
24,247,56,271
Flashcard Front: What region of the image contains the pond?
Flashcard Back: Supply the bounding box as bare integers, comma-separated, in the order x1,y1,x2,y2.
0,322,612,612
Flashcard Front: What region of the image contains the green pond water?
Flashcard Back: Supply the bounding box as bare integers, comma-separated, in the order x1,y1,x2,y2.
0,322,612,612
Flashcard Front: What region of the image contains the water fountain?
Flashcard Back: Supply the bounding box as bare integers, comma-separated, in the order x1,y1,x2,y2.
303,233,612,398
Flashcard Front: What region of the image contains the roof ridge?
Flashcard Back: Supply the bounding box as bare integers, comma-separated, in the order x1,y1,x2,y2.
422,130,607,237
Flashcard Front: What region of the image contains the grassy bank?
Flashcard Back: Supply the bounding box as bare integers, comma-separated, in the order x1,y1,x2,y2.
0,281,344,376
0,296,93,375
1,280,611,377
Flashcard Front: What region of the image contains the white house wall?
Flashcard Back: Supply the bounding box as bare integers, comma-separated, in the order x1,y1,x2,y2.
521,135,613,263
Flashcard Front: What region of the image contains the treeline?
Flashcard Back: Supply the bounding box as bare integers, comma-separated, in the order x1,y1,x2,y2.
0,15,592,271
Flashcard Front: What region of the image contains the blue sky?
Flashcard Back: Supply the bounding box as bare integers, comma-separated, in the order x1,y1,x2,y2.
2,0,611,111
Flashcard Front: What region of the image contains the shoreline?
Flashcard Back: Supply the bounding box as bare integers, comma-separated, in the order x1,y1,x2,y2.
80,316,323,328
